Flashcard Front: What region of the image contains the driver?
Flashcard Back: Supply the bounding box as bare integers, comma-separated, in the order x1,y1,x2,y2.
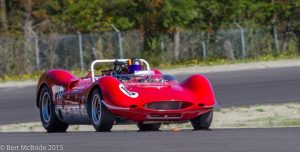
127,58,143,74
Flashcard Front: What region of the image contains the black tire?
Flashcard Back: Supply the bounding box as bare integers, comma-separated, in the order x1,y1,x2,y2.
87,88,115,132
137,122,161,131
39,86,69,132
191,110,213,130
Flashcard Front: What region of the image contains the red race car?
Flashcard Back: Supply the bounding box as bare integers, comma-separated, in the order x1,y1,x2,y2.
36,58,217,132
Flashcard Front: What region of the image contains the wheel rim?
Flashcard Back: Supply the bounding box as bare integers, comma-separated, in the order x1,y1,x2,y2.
41,92,51,123
92,94,101,125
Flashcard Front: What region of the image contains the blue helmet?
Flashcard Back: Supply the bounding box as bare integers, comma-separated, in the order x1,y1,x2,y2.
128,58,143,74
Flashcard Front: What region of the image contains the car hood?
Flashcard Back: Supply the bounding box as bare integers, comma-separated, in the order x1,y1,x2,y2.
123,83,196,103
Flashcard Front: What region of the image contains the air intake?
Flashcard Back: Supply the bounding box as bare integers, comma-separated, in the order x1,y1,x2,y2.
144,101,191,110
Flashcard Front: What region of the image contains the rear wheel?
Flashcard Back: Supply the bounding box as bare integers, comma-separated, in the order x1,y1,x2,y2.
137,122,161,131
87,88,115,132
39,86,69,132
190,110,213,130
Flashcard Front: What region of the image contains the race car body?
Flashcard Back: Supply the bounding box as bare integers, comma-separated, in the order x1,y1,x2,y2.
36,59,217,132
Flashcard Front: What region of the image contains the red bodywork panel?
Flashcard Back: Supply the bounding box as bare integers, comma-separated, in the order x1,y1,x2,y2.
36,69,216,123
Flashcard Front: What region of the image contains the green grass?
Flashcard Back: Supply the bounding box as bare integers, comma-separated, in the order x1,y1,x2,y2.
0,70,86,82
156,53,299,69
214,108,221,112
235,123,247,128
244,116,300,127
280,119,300,126
255,108,265,112
0,54,299,82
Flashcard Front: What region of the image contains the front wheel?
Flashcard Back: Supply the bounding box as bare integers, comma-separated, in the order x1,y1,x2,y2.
190,110,213,130
87,88,115,132
137,122,161,131
39,86,69,132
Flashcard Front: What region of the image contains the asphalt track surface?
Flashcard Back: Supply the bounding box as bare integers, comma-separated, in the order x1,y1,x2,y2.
0,66,300,125
0,128,300,152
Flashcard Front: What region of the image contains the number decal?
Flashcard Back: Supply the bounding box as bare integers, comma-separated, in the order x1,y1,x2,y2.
52,85,65,100
119,84,139,98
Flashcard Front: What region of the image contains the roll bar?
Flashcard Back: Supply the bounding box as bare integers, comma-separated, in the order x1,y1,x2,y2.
90,59,150,82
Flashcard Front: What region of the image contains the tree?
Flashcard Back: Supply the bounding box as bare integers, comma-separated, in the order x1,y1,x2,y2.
160,0,197,60
0,0,8,32
118,0,197,60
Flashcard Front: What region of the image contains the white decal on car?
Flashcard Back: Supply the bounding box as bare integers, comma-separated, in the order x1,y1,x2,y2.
52,85,65,100
119,84,139,98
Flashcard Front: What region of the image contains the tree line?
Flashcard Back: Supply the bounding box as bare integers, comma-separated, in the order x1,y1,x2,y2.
0,0,300,54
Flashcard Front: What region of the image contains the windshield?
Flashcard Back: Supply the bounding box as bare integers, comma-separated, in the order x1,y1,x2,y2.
112,74,177,84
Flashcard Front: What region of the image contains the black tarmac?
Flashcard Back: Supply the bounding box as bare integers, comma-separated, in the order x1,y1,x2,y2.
0,128,299,152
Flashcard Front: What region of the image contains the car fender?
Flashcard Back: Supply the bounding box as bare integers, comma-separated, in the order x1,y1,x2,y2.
96,76,135,108
180,74,215,107
36,69,77,107
152,69,162,74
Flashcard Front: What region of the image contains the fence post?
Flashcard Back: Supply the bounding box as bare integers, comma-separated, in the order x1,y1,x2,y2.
160,41,165,52
77,31,84,72
160,41,165,61
201,31,207,60
26,27,40,70
234,22,246,58
111,24,124,58
273,26,279,54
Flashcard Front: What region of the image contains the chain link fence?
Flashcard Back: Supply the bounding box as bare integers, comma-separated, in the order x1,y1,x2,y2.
0,28,299,76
